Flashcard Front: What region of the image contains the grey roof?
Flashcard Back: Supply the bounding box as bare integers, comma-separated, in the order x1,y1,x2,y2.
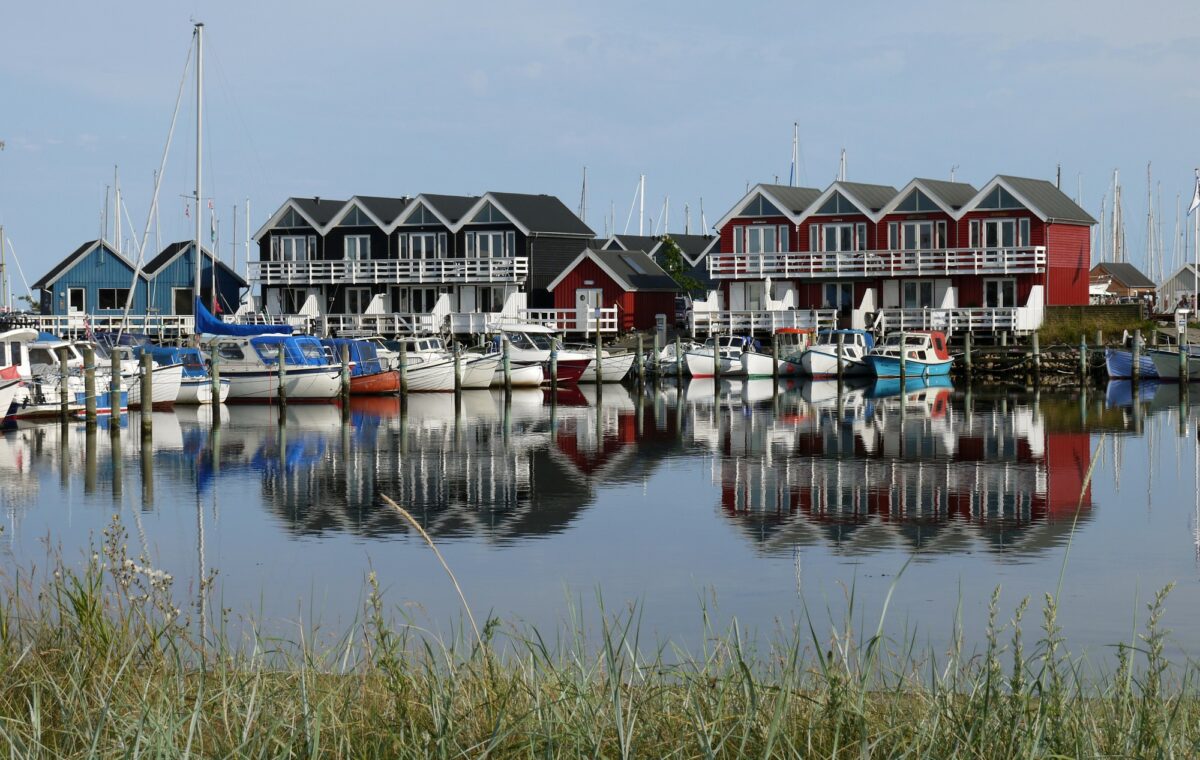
608,234,661,252
292,197,346,227
838,182,899,212
912,178,978,210
145,242,249,287
589,249,678,291
1092,262,1155,289
663,234,716,258
422,194,479,225
998,175,1097,225
758,184,823,214
356,196,410,224
33,240,143,290
489,192,595,236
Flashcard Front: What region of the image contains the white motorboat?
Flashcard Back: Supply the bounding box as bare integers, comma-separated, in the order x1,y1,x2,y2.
577,351,636,383
492,361,545,388
684,336,775,377
460,353,502,389
205,334,341,402
404,356,458,392
1147,348,1200,381
799,330,875,377
495,325,592,384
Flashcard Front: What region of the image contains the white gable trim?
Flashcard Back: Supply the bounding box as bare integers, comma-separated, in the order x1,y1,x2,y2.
252,199,325,242
39,241,148,290
458,193,530,236
875,179,960,219
955,176,1046,222
390,195,457,231
326,197,388,232
546,248,635,293
796,182,881,225
712,184,802,231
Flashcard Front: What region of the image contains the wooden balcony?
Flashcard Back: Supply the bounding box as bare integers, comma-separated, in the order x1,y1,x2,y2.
247,256,529,285
501,308,618,334
707,247,1047,280
873,307,1038,335
689,309,838,336
19,314,195,340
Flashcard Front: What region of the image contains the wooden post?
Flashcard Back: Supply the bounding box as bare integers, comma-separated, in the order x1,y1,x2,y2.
57,346,70,421
140,353,153,433
1095,329,1103,348
674,335,683,382
82,345,97,425
398,340,409,395
899,332,907,381
453,342,462,394
713,337,722,381
636,333,645,386
110,347,122,416
1031,331,1041,384
651,331,660,381
836,332,845,384
1079,335,1088,385
340,343,351,404
277,347,288,407
771,336,780,381
210,346,221,404
963,331,973,377
549,341,559,387
595,337,604,384
1000,331,1008,348
1132,329,1142,385
502,336,512,393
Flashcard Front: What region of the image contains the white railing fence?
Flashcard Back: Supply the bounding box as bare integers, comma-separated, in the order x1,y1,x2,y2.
872,307,1024,336
504,307,619,334
708,247,1047,279
16,314,196,340
248,257,529,285
690,309,838,336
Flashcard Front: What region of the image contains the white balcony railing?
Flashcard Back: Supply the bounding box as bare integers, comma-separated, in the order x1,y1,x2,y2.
18,314,196,339
689,309,838,336
707,247,1047,280
248,256,529,285
873,307,1023,335
500,308,619,334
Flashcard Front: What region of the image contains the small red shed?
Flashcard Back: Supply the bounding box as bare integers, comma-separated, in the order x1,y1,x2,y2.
548,248,679,331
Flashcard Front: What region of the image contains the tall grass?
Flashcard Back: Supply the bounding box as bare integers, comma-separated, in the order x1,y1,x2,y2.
1,517,1199,758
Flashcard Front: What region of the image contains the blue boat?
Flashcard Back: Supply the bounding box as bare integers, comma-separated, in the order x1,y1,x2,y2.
865,331,954,378
1103,348,1158,380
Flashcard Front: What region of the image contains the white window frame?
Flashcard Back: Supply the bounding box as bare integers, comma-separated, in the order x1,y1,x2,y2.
983,277,1017,308
345,287,372,313
745,225,777,254
821,223,855,252
474,231,506,258
822,282,855,315
344,235,370,260
67,287,86,313
902,279,936,309
731,225,744,253
983,219,1018,249
408,233,439,259
279,235,310,261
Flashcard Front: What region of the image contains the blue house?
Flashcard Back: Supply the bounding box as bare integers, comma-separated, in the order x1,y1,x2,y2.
143,241,246,316
33,240,149,316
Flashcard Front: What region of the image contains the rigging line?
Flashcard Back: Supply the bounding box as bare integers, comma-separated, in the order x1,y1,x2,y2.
5,238,33,301
623,177,640,235
204,33,269,198
118,33,196,337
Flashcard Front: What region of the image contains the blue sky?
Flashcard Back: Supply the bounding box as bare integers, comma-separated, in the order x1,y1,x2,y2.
1,0,1198,301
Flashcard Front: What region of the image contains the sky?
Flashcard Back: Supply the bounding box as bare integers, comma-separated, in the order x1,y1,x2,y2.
1,0,1199,303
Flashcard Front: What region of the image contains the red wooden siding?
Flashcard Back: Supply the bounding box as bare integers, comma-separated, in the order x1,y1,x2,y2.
551,256,676,331
1044,223,1090,305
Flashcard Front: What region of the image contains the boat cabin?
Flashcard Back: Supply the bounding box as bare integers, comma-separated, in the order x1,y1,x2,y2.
207,335,332,368
872,331,950,362
321,338,388,376
815,329,874,351
774,328,815,354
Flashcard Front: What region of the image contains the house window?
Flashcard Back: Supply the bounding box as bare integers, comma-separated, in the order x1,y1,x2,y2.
732,226,743,253
1018,218,1030,246
900,221,945,250
411,287,446,312
68,288,86,313
746,226,777,253
345,287,372,313
283,288,308,313
478,286,505,313
778,225,789,252
278,235,311,261
983,219,1017,248
407,233,443,258
984,278,1017,308
344,235,370,260
473,231,506,257
902,280,936,309
97,288,131,310
821,224,855,252
822,282,855,316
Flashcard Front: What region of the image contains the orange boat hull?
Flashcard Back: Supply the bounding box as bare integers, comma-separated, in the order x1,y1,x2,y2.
350,370,401,395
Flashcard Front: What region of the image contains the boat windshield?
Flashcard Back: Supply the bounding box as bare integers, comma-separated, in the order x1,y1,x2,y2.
528,334,554,350
295,339,327,364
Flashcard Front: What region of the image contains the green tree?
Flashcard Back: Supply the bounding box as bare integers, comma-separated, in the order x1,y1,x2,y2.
658,235,702,293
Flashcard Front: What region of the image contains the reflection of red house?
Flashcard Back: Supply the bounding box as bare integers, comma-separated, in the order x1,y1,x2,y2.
548,248,678,331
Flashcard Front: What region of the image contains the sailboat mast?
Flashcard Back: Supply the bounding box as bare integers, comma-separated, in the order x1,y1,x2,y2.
194,22,204,312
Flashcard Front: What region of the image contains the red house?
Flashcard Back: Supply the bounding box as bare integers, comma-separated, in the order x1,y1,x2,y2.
705,174,1096,337
547,248,678,332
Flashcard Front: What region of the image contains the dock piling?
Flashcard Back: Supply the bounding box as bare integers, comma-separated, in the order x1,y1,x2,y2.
1031,331,1041,384
1079,335,1088,385
549,342,558,388
899,332,907,381
57,346,70,422
1132,329,1142,385
398,340,409,395
502,336,512,393
674,336,683,382
453,342,462,395
836,332,845,385
340,343,351,404
140,353,153,433
210,348,221,404
595,337,604,384
963,332,972,377
636,333,645,386
277,349,288,409
109,348,121,416
82,346,97,425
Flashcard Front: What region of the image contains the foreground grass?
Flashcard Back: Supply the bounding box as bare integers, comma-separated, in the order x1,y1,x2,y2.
1037,313,1157,347
2,520,1199,758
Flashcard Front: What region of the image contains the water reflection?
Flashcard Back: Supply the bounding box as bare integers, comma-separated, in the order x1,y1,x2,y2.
0,378,1179,560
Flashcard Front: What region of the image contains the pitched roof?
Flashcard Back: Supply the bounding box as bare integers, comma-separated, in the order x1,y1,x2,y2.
356,196,411,225
757,184,823,215
1091,262,1155,289
995,176,1097,224
838,181,899,212
32,240,144,290
422,194,479,225
292,197,346,227
547,248,678,293
486,192,595,236
912,178,978,210
608,234,662,252
144,242,248,287
663,234,716,259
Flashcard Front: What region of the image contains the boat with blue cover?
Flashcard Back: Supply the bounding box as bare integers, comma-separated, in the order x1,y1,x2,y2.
144,345,230,404
321,338,400,394
203,334,340,402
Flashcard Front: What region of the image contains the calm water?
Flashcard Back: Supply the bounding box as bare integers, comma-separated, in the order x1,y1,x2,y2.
2,379,1199,657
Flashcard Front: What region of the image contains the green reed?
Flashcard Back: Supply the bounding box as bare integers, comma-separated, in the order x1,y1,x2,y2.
0,515,1198,758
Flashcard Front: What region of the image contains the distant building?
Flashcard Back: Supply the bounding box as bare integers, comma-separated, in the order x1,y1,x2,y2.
1088,262,1155,303
547,248,678,331
1158,263,1200,309
250,192,595,335
704,175,1095,336
32,239,244,318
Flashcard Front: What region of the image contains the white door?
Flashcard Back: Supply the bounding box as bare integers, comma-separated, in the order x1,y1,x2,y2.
576,288,603,327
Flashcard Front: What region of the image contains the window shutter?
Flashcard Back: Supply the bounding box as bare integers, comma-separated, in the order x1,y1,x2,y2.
271,236,279,259
506,231,515,257
363,236,371,258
